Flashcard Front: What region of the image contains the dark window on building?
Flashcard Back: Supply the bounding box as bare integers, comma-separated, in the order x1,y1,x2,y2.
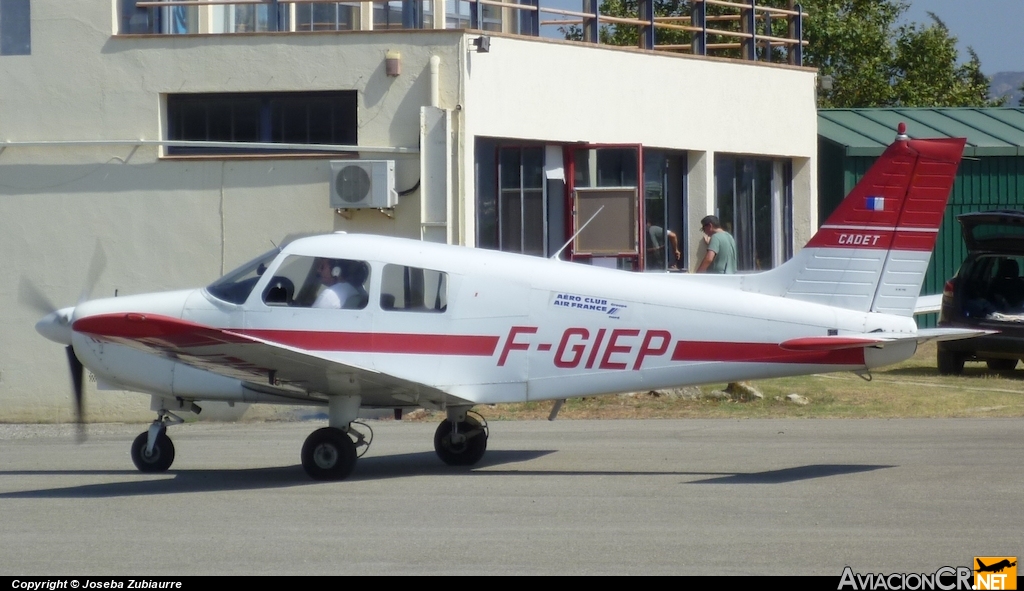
474,145,545,256
715,155,793,271
0,0,30,56
166,91,357,155
120,1,160,34
642,150,687,272
294,2,355,31
476,141,547,256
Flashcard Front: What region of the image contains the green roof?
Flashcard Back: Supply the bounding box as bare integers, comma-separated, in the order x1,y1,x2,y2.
818,108,1024,157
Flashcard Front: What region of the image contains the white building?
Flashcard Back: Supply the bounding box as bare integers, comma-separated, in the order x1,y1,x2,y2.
0,0,818,421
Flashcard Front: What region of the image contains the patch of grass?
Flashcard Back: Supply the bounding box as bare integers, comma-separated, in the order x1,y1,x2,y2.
472,341,1024,420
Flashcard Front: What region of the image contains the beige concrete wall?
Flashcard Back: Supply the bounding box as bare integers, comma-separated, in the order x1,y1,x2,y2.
462,35,817,154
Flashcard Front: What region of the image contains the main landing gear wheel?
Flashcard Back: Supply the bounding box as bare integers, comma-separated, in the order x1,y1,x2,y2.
301,427,358,481
130,430,175,473
434,414,488,466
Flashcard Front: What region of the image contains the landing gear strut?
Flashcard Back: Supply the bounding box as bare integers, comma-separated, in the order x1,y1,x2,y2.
130,410,183,473
434,409,488,466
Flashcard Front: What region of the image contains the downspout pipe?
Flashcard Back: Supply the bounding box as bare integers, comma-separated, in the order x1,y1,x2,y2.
430,55,441,108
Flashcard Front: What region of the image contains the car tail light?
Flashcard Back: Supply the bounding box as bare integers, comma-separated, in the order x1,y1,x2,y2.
939,280,955,323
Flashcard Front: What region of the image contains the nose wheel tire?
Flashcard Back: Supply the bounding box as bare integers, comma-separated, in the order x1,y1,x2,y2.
434,417,488,466
301,427,358,481
130,431,175,473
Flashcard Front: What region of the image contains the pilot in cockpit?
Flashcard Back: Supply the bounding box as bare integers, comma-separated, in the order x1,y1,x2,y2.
312,258,368,309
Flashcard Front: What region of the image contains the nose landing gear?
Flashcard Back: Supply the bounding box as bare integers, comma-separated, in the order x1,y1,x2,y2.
130,410,184,473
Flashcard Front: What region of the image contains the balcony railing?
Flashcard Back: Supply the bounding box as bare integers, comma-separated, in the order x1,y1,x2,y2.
121,0,806,64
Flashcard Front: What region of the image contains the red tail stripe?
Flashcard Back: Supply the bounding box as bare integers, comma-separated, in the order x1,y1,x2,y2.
808,136,964,253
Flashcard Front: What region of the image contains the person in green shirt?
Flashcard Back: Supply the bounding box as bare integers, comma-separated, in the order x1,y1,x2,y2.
696,215,737,274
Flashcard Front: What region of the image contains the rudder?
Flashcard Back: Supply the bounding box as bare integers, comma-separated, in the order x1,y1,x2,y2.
743,125,965,315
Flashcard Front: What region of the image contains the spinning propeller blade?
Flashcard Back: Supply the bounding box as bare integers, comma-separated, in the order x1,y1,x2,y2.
19,277,58,316
65,345,86,442
78,240,107,305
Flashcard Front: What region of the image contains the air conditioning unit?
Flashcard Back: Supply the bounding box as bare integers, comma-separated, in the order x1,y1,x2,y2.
329,160,398,209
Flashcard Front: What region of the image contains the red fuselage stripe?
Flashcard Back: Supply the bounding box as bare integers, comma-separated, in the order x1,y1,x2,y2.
75,314,866,366
241,329,501,356
670,341,865,365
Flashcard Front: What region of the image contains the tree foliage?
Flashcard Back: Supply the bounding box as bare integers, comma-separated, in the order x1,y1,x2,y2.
801,0,905,107
576,0,1001,108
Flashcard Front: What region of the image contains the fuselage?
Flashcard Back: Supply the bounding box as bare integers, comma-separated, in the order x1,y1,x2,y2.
65,233,919,408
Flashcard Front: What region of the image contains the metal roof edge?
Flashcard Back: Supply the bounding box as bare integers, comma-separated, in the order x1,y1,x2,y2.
819,108,1024,153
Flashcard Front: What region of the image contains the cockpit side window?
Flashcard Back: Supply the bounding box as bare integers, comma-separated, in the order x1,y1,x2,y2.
263,255,370,309
380,264,447,312
206,248,280,305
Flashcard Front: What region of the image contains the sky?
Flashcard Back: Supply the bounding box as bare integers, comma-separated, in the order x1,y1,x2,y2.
902,0,1024,74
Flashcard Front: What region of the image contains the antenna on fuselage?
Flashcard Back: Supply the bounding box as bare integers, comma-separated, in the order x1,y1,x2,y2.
551,205,604,261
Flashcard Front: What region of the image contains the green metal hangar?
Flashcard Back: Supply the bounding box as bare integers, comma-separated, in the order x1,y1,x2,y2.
817,108,1024,318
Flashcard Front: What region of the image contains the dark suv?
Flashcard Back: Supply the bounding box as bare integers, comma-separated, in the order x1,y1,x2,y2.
937,210,1024,375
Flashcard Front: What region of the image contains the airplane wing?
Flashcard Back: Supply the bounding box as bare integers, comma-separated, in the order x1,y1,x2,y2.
71,313,459,407
780,328,993,351
913,294,943,315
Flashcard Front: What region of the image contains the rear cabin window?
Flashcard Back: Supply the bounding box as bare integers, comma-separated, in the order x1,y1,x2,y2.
262,255,370,310
380,264,447,313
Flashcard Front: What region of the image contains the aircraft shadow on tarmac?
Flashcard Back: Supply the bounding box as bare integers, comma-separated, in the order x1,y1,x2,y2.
687,464,891,484
0,450,893,498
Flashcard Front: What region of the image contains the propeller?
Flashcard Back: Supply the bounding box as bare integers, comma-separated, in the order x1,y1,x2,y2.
18,277,59,316
79,240,107,304
22,240,107,441
66,345,86,442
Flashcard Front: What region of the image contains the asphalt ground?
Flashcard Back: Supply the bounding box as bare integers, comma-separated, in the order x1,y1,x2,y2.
1,419,1020,575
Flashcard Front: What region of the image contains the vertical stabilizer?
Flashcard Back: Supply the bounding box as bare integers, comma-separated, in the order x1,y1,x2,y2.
744,125,965,315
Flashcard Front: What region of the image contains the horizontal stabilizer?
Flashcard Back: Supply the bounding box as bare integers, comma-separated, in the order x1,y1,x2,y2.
780,336,886,351
914,327,996,343
781,328,992,352
913,294,942,315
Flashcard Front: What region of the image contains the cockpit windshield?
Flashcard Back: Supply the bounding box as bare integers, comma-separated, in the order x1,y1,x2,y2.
205,248,280,305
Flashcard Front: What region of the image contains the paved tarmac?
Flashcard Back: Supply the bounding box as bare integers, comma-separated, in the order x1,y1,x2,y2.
0,419,1020,575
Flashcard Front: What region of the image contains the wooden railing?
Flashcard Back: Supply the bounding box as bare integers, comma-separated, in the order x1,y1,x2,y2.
123,0,805,64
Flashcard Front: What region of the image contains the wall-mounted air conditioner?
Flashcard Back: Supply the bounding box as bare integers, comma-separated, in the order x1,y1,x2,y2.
329,160,398,209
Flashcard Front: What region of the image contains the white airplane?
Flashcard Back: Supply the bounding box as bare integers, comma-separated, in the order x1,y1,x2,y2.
31,126,981,481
